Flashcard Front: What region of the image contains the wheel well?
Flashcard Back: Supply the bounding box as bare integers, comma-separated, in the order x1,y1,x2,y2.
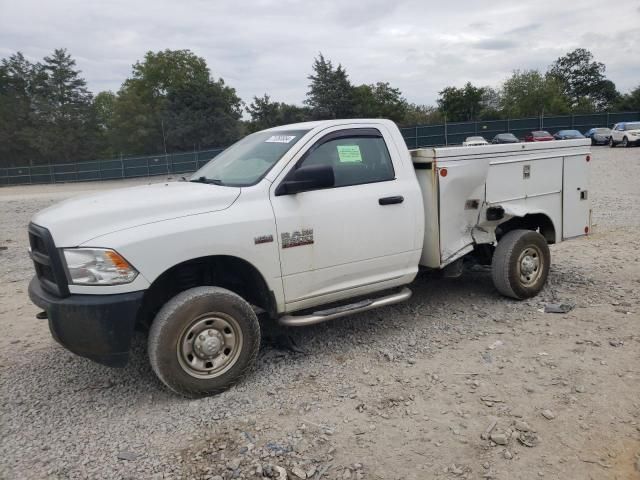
138,256,276,328
496,214,556,244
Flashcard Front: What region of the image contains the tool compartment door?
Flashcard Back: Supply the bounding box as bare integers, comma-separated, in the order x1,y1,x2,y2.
562,154,591,239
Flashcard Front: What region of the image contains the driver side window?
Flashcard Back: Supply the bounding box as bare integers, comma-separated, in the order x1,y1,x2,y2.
300,133,395,188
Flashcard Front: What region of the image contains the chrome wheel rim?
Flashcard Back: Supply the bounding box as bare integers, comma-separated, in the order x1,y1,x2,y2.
177,312,243,378
517,245,543,287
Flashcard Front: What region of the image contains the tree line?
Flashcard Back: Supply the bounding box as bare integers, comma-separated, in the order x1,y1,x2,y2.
1,48,639,167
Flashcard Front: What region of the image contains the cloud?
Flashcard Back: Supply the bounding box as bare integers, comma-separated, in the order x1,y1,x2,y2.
0,0,638,107
474,38,518,50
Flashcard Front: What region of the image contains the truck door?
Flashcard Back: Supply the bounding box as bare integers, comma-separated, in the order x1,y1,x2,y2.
562,154,591,239
269,126,417,310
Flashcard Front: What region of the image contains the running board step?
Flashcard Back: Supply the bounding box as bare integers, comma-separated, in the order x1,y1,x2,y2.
278,287,412,327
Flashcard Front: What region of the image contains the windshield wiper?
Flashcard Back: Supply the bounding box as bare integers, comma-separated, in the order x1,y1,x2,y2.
190,176,224,185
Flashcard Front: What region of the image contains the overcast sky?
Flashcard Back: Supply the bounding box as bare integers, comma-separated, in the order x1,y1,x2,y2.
1,0,639,106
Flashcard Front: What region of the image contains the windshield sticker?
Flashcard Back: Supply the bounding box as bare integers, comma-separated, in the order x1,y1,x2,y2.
337,145,362,163
266,135,296,144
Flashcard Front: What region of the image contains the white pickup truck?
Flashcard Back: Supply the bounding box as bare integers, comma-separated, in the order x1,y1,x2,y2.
28,119,591,397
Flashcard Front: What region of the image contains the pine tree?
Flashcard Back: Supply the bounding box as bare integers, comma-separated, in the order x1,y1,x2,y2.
31,49,96,163
0,53,40,166
305,54,354,119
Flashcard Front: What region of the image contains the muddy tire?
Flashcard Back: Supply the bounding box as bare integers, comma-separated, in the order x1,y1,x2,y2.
492,229,550,300
148,286,260,397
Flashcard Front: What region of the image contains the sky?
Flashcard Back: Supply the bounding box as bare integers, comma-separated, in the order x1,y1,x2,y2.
1,0,639,107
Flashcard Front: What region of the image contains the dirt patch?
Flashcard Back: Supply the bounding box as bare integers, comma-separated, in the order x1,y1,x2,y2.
1,148,639,479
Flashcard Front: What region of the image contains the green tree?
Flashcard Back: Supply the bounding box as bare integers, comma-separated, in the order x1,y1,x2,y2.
478,87,502,120
352,82,408,122
30,48,97,164
305,53,354,119
548,48,619,111
500,70,569,117
112,49,241,154
0,52,39,166
165,79,243,150
615,85,640,111
400,104,443,126
437,82,486,121
93,91,116,157
245,94,310,132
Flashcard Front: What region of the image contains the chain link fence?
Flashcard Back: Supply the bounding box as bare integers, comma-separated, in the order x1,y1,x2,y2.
400,111,639,149
1,111,638,186
0,148,224,187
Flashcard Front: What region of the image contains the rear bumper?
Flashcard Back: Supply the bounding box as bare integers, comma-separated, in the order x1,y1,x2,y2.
29,277,145,367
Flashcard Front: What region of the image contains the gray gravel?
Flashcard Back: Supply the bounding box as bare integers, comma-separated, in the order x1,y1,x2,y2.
1,146,639,479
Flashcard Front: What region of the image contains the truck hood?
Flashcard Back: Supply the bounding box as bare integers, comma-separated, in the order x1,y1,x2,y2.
31,181,241,246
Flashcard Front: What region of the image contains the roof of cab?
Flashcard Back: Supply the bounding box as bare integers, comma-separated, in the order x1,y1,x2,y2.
266,118,396,131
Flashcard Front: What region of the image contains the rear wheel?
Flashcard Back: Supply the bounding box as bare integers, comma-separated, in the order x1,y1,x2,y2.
492,229,550,299
609,137,615,148
148,286,260,397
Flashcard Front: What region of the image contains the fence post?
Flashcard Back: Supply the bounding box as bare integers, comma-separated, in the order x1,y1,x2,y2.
607,112,610,127
570,114,574,129
444,116,448,146
507,118,510,133
120,154,124,179
415,125,418,149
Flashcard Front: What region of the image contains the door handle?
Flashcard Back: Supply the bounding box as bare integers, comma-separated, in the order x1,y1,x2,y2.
379,196,404,205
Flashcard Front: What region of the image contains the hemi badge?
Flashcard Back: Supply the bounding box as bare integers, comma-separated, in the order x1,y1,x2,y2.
254,234,274,245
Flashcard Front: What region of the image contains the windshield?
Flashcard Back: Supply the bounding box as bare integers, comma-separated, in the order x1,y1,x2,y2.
466,136,485,141
625,122,640,130
499,134,516,138
533,131,550,137
595,128,610,133
191,129,310,186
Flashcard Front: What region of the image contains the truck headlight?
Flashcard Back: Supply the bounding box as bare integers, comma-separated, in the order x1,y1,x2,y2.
63,248,138,285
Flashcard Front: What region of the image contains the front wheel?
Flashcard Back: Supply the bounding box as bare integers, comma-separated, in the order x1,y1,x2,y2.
491,229,550,299
148,286,261,397
609,137,615,148
622,136,629,148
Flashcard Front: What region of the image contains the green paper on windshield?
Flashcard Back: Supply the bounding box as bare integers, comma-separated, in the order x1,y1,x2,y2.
337,145,362,163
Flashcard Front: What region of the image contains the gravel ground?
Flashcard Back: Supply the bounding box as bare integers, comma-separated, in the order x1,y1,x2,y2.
1,147,639,480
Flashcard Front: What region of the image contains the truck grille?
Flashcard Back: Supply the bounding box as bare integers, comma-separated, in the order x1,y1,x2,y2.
28,223,69,297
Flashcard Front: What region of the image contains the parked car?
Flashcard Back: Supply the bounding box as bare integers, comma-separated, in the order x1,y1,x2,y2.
462,136,488,146
553,130,585,140
524,130,554,142
609,122,640,147
584,127,611,145
491,133,519,144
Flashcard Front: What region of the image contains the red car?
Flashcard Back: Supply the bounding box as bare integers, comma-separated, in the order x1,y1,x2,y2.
524,130,554,142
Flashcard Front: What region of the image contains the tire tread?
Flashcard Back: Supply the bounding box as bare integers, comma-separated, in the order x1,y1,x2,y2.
148,286,260,398
491,229,550,300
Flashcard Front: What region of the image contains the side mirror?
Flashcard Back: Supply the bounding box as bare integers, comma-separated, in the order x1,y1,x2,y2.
275,164,335,196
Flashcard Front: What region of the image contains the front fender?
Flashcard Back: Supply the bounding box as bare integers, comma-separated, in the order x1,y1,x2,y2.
78,193,285,311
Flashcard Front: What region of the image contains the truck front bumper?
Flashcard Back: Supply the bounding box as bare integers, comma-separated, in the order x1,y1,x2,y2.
28,277,145,367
